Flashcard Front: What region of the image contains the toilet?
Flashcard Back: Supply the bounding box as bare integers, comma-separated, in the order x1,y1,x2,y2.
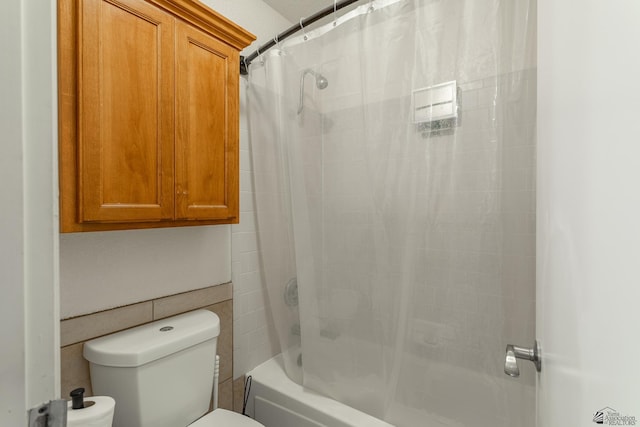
83,310,263,427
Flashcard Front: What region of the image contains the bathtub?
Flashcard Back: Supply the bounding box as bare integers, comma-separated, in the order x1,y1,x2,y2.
246,352,535,427
246,355,394,427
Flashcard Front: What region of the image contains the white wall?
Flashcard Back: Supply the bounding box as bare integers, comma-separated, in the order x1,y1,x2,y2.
1,0,59,424
538,0,640,424
60,227,232,318
199,0,292,56
59,0,290,378
0,1,28,422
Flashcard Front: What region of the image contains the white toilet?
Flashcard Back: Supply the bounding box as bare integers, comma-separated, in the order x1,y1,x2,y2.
83,310,263,427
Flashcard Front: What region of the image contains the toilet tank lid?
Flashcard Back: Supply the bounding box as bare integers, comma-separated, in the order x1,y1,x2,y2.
84,310,220,368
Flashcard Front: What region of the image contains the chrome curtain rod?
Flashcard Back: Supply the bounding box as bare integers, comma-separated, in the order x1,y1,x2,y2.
240,0,363,75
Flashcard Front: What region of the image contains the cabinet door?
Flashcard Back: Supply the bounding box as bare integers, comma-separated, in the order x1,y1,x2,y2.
175,21,239,221
80,0,175,222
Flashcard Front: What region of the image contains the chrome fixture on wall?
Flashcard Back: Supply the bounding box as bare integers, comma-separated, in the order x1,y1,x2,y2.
298,69,329,114
284,277,299,307
504,340,541,377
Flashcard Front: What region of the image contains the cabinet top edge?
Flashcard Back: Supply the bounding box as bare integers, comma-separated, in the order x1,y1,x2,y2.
149,0,256,50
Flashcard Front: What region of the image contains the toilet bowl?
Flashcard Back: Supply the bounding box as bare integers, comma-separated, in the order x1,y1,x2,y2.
83,310,264,427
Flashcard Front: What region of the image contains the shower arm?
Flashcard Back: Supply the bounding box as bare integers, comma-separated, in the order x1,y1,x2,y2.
240,0,364,75
297,69,329,114
298,70,318,115
298,71,310,115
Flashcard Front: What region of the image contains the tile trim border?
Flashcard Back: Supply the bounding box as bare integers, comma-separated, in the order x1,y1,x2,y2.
60,282,232,346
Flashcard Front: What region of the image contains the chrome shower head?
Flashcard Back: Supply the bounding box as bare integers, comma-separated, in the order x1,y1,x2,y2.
315,74,329,90
303,69,329,89
298,69,329,114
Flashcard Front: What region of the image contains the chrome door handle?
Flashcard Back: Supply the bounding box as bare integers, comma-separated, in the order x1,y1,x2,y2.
504,340,541,377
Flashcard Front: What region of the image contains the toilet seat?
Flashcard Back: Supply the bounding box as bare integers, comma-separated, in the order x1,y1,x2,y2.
190,409,265,427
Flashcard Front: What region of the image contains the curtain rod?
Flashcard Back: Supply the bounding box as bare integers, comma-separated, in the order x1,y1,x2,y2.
240,0,364,75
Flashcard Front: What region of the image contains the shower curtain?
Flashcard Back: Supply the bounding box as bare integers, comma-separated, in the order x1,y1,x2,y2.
248,0,536,425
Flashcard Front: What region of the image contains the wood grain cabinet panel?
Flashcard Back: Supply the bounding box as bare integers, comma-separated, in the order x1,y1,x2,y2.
175,22,238,221
80,0,175,222
58,0,254,232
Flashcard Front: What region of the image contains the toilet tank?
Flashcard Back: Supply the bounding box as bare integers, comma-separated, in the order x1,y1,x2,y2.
84,310,220,427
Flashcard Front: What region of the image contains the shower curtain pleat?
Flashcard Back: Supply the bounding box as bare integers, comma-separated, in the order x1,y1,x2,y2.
248,0,536,425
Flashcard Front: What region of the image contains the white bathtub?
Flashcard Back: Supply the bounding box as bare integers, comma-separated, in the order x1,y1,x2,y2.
246,352,535,427
246,355,394,427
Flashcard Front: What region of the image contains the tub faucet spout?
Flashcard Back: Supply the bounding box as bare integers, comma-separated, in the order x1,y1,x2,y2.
504,340,541,377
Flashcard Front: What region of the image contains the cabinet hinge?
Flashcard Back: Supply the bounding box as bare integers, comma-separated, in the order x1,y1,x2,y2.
28,400,67,427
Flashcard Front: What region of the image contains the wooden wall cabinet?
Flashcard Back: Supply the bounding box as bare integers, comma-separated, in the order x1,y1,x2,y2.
58,0,255,232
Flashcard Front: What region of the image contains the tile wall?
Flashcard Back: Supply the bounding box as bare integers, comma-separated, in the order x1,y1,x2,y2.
59,283,245,413
231,83,281,378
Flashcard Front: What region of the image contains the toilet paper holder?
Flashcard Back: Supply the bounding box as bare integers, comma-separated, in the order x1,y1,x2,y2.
66,388,116,427
71,387,96,409
28,399,68,427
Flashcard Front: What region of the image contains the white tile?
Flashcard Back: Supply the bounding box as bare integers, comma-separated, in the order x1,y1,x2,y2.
235,311,257,336
239,83,248,132
247,289,265,311
231,261,241,287
234,211,257,233
240,191,255,213
235,293,250,318
240,170,254,192
253,308,268,326
240,149,252,172
459,79,483,91
240,251,260,274
236,271,261,295
462,89,479,110
476,86,497,106
240,127,250,150
232,232,258,254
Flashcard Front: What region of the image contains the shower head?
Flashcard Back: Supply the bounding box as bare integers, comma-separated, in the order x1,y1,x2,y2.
303,69,329,90
298,69,329,114
315,74,329,90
